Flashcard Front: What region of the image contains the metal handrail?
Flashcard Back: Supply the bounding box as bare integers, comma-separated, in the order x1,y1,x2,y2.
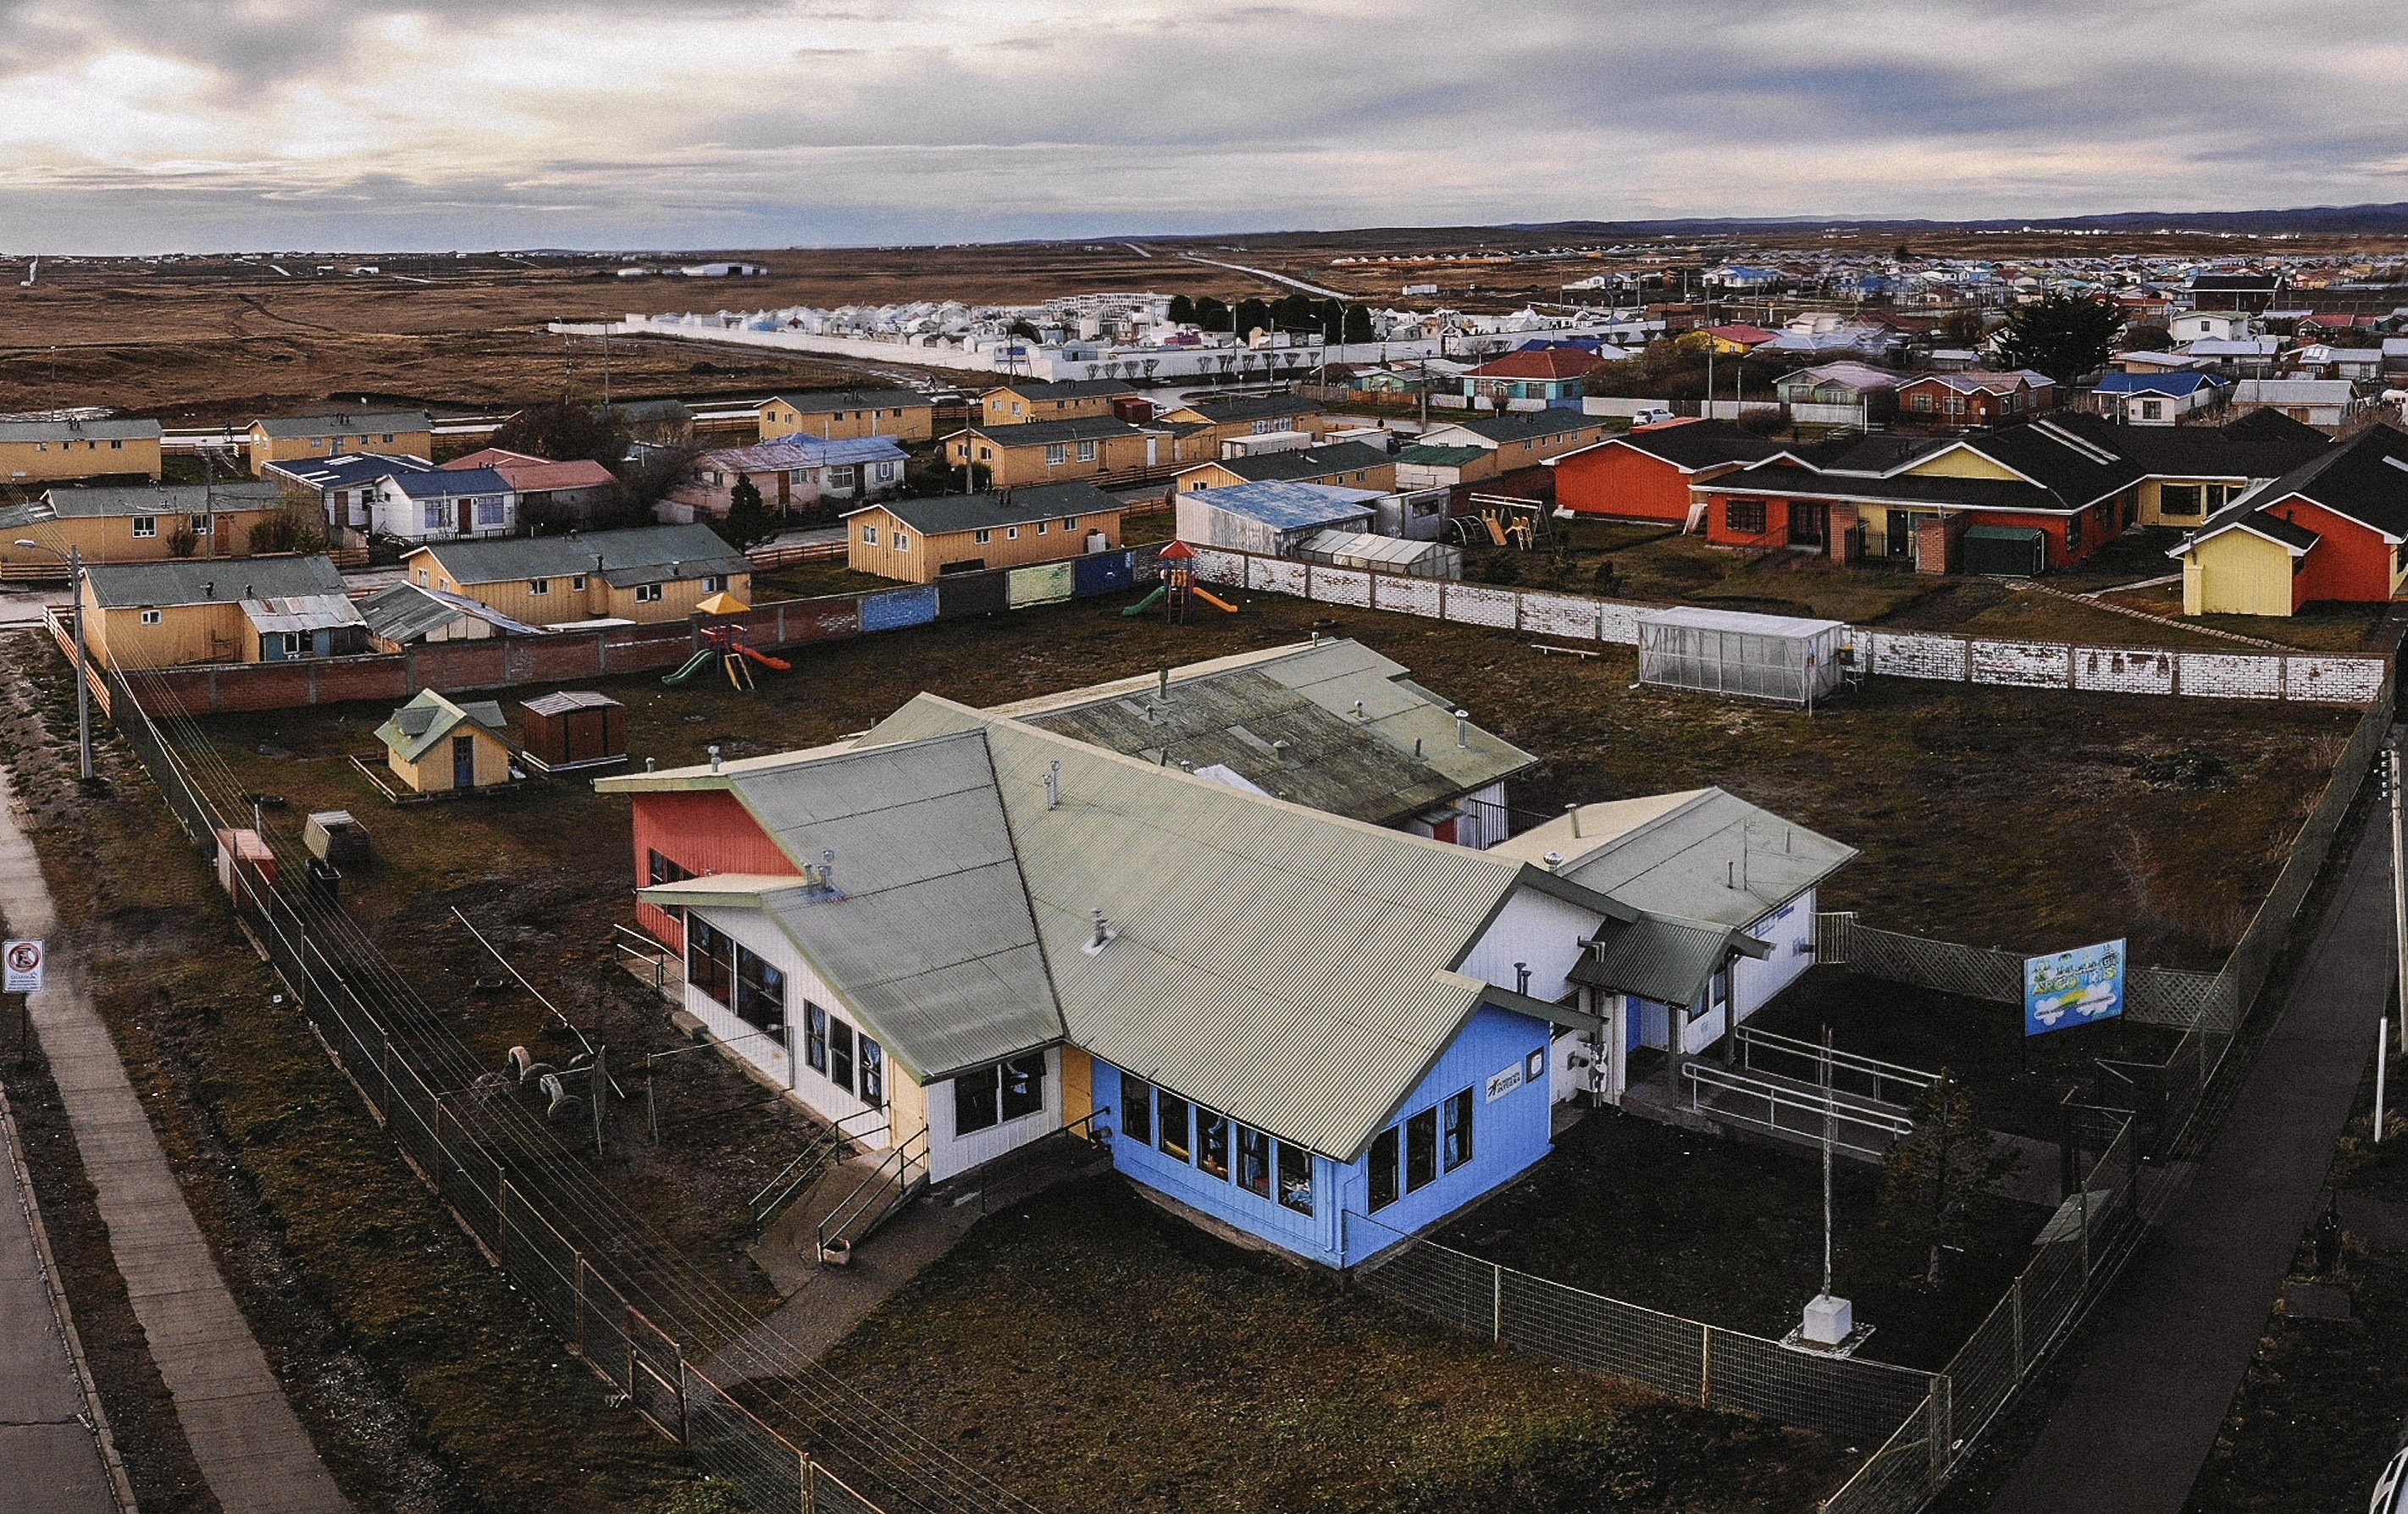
1685,1062,1913,1158
816,1128,930,1262
747,1104,892,1222
1734,1025,1936,1105
1060,1104,1115,1143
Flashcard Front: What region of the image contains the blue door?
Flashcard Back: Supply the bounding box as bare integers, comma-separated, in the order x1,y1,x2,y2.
452,734,475,789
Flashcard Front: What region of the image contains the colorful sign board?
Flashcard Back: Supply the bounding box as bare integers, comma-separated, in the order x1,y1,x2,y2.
3,939,42,994
2024,938,2125,1036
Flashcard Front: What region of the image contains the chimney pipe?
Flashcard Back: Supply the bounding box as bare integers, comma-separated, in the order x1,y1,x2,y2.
1352,699,1365,720
1514,962,1531,995
708,744,722,773
645,757,656,771
1157,667,1170,700
1569,804,1581,838
1413,737,1423,759
1091,909,1110,948
1044,759,1061,809
1454,708,1470,748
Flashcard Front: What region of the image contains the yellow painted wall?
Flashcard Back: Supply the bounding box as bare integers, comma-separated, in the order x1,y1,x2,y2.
758,401,934,444
0,507,290,572
1904,447,2025,483
0,436,162,483
248,427,435,475
1176,457,1398,494
411,555,750,625
2181,531,2295,617
948,429,1160,487
847,506,1123,583
1059,1046,1093,1125
80,594,248,670
888,1064,931,1158
980,387,1124,426
390,725,513,793
2134,477,2247,529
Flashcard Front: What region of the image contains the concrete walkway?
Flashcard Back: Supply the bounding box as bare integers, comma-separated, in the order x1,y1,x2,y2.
1990,809,2397,1514
0,1086,121,1513
0,765,352,1513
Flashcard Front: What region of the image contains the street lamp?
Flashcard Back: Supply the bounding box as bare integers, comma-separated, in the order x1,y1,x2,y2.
14,540,91,780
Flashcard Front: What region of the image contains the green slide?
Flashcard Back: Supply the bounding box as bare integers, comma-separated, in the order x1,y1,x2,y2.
1121,584,1167,617
661,648,716,686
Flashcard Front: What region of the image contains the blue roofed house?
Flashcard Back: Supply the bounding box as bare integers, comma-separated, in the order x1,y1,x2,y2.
2088,369,2232,426
599,655,1846,1270
1173,478,1386,556
263,452,438,539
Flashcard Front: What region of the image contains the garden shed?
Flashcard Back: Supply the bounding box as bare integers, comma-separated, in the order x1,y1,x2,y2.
1173,479,1382,556
518,691,628,773
1636,607,1847,707
1293,529,1461,579
1963,525,2048,577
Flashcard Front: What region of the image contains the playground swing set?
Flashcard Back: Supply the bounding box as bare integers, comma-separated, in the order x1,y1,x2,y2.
662,593,790,690
1122,540,1240,624
1446,495,1552,552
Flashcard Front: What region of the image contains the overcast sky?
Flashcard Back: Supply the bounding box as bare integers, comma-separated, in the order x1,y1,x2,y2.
4,0,2405,254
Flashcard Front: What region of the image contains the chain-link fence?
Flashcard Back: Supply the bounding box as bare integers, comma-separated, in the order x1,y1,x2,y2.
1813,914,2232,1031
1348,1211,1935,1445
100,660,1041,1514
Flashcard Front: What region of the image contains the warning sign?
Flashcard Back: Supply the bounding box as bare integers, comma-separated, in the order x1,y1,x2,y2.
3,939,43,994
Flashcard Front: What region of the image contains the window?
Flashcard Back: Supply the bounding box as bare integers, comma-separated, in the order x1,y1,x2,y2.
805,1003,828,1074
109,438,123,450
571,574,588,591
1237,1126,1272,1197
2140,400,2163,421
955,1062,999,1132
423,502,444,530
978,446,992,461
191,513,213,536
703,574,728,593
416,568,429,584
687,915,736,1009
529,578,551,596
131,516,156,538
1046,443,1068,466
140,608,162,626
1276,1142,1314,1215
477,497,505,526
955,1053,1045,1134
894,533,911,551
1122,1075,1153,1144
1006,526,1020,540
2066,511,2084,551
1156,1091,1192,1162
829,1018,856,1094
1060,517,1079,531
1525,1047,1546,1086
1196,1109,1230,1179
1725,499,1767,534
2160,484,2201,517
974,528,992,544
1035,521,1048,535
876,461,896,482
634,583,663,603
1442,1089,1475,1172
1369,1127,1400,1211
860,1037,884,1108
645,848,691,887
861,525,879,544
1077,439,1098,462
734,948,784,1034
1405,1107,1438,1191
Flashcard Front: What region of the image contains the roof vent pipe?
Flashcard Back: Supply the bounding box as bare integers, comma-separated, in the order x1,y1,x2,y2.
1413,737,1423,759
1158,667,1171,700
821,849,836,892
1515,962,1531,995
1082,908,1117,956
1273,738,1290,764
645,757,656,772
1454,708,1470,748
1727,859,1736,888
1353,699,1365,720
1542,850,1564,870
708,744,722,773
1568,804,1582,839
1043,760,1061,809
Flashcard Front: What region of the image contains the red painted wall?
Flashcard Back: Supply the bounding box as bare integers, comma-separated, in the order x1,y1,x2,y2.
1552,444,1697,522
628,788,801,948
1702,491,1794,549
2267,495,2398,604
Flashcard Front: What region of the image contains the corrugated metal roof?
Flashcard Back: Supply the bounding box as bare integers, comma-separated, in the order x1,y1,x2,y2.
1179,479,1381,531
84,555,346,609
239,594,364,635
1492,788,1857,929
407,524,751,588
374,689,506,763
19,480,280,521
252,410,429,439
864,480,1122,536
1569,915,1767,1005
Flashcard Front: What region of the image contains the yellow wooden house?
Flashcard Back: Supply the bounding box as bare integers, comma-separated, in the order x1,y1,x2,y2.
0,482,295,577
0,418,163,484
401,524,754,627
755,390,934,444
948,417,1168,488
374,690,516,794
978,378,1138,427
247,410,433,476
844,481,1125,583
78,555,365,670
2173,517,2309,616
1174,440,1398,495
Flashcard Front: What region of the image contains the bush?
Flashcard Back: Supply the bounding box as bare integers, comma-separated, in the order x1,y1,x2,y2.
1474,553,1523,586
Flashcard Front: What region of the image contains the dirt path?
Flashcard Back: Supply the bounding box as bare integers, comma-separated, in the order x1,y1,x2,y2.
0,761,353,1514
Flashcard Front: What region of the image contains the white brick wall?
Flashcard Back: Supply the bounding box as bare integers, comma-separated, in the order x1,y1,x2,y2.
1444,583,1519,628
2073,646,2178,696
1309,565,1371,607
1523,591,1608,641
1373,575,1443,617
1871,633,1969,682
1970,639,2073,689
2283,655,2388,704
2178,652,2283,700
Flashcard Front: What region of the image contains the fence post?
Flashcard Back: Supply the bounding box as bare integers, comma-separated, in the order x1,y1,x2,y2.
1491,1262,1502,1341
1929,1376,1953,1479
1699,1324,1713,1406
498,1175,512,1267
381,1036,396,1121
801,1454,817,1514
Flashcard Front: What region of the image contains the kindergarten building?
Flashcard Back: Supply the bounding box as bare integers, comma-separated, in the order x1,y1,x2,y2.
601,644,1844,1268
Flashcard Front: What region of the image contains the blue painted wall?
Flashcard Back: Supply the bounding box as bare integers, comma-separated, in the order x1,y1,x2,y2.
1095,1001,1554,1268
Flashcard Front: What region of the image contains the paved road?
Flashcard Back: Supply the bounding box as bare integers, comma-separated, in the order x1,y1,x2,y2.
1990,806,2397,1514
0,1090,118,1513
0,762,353,1513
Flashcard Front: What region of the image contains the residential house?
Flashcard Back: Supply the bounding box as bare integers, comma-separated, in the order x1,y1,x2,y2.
598,678,1806,1267
2170,423,2408,616
357,582,545,650
1894,371,2057,430
1149,392,1329,450
1392,445,1501,489
2227,378,2364,430
1174,480,1382,556
0,480,290,574
1173,440,1397,495
1690,323,1780,356
1458,347,1598,408
2288,345,2387,384
843,480,1123,583
1546,422,1786,525
367,467,521,544
401,523,753,626
374,690,514,795
442,449,619,524
664,435,907,522
948,417,1171,488
753,390,935,445
609,399,695,446
2047,410,2329,528
0,418,163,484
1414,410,1617,471
979,378,1141,427
2182,336,2285,378
1772,362,1902,428
2189,272,2284,312
264,452,438,535
2168,311,2262,344
2087,369,2231,425
78,555,365,670
246,410,433,476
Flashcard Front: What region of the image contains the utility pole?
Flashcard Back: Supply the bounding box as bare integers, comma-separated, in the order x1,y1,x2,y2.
2392,743,2406,1051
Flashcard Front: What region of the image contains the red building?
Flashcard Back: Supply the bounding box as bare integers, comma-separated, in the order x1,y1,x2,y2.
1895,371,2057,431
1544,421,1785,523
2173,425,2408,608
631,787,800,951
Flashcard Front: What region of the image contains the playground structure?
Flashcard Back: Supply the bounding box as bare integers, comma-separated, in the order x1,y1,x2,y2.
1447,494,1553,551
1133,542,1240,623
662,593,791,690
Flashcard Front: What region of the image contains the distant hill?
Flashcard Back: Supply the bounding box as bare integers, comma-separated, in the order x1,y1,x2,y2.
1495,203,2408,238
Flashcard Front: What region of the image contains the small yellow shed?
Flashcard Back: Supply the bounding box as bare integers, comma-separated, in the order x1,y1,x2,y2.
374,690,515,794
2175,511,2312,618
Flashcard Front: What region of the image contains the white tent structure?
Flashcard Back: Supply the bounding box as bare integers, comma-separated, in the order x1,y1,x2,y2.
1636,607,1846,707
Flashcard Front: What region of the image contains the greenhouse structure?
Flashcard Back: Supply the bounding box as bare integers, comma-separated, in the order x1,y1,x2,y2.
1636,606,1848,707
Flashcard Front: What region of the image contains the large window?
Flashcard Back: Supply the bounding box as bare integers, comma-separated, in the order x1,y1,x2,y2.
955,1054,1047,1136
1369,1127,1400,1212
1156,1091,1192,1163
805,1003,828,1074
1001,1055,1044,1122
1276,1142,1314,1215
1442,1089,1475,1172
860,1037,885,1108
687,915,736,1009
1122,1075,1154,1144
646,849,692,887
477,498,506,526
1725,499,1768,534
1405,1107,1438,1191
734,949,784,1034
2159,484,2201,517
828,1018,856,1093
1197,1109,1231,1180
1237,1126,1271,1197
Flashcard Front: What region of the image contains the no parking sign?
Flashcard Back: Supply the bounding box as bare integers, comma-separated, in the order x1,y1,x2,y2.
3,939,43,993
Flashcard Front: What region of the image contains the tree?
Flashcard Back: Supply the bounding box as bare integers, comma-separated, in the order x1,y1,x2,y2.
1879,1069,2022,1288
2122,323,2175,351
613,443,702,522
1166,294,1195,325
490,400,629,468
1193,296,1230,332
714,473,778,551
1937,307,1989,346
1993,293,2122,385
1232,298,1271,340
1342,304,1375,343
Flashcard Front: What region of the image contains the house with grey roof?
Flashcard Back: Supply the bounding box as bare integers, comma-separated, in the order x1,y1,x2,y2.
402,523,753,626
79,554,363,669
598,660,1846,1268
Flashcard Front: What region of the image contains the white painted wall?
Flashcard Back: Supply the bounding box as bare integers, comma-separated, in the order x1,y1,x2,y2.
1733,886,1818,1024
922,1047,1063,1183
1459,886,1599,1006
681,904,893,1147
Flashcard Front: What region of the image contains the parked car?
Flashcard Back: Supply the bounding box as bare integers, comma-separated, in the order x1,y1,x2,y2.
1629,406,1676,426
